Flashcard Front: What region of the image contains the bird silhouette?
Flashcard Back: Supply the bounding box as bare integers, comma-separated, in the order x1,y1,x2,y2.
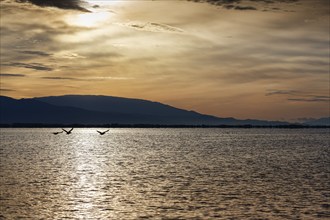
97,129,110,135
53,131,63,135
62,128,74,134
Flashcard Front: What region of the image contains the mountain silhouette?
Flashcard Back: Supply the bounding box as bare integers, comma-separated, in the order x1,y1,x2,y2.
303,117,330,126
0,95,289,125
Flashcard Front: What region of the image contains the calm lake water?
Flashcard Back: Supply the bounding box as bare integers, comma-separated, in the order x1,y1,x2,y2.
0,128,329,219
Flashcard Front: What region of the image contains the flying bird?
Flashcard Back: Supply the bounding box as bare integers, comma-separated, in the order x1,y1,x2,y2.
97,129,110,135
52,131,63,135
62,128,74,134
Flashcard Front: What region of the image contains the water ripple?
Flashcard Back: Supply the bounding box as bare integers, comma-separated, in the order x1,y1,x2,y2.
0,128,329,219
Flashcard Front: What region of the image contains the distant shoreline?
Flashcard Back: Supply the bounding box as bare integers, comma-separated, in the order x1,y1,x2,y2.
0,123,329,129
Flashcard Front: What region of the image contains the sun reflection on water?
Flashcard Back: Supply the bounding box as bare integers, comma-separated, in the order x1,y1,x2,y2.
69,129,111,218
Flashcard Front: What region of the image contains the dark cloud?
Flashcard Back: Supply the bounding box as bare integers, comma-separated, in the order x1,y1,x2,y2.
3,62,53,71
249,0,274,3
41,76,86,81
266,89,296,96
249,0,298,3
0,88,15,91
189,0,300,11
190,0,244,10
313,96,330,99
42,76,78,80
16,0,89,12
288,97,330,102
40,76,130,81
223,5,257,11
190,0,241,5
267,90,330,102
191,0,299,4
19,50,52,57
234,5,257,10
223,4,257,10
0,73,26,77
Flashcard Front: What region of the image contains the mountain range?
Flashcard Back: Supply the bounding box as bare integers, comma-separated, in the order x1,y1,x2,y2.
302,117,330,126
0,95,327,126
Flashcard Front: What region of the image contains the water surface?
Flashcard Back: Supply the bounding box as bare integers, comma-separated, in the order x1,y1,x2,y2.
0,128,329,219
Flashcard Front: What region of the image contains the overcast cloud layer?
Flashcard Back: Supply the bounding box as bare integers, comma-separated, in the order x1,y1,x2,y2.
16,0,89,11
0,0,329,121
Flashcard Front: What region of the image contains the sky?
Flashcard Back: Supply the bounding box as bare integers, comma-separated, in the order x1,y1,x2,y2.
0,0,329,121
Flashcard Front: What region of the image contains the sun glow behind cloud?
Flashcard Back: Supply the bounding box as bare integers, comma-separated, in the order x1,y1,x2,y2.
65,11,112,27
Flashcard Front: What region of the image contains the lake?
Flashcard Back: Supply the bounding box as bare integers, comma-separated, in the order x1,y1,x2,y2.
0,128,329,219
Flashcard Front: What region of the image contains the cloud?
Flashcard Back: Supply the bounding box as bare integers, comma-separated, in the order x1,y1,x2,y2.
0,88,15,91
117,22,184,34
41,76,133,81
189,0,300,11
223,4,257,10
53,52,85,59
249,0,298,3
0,73,26,77
233,5,257,10
288,97,330,103
266,89,297,96
313,96,330,99
19,50,52,57
190,0,240,6
267,90,330,103
41,76,80,80
3,62,53,71
16,0,89,12
191,0,300,4
87,76,134,80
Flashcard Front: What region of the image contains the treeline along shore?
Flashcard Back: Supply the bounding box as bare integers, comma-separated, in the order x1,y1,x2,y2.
0,123,329,129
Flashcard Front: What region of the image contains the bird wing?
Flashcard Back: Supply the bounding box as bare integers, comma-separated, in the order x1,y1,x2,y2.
97,130,102,134
69,128,74,132
62,128,68,132
105,129,110,133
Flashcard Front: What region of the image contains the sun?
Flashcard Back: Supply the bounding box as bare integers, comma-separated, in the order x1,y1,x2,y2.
66,11,111,27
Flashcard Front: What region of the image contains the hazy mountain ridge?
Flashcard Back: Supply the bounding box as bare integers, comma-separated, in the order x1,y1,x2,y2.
303,117,330,126
0,95,298,125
